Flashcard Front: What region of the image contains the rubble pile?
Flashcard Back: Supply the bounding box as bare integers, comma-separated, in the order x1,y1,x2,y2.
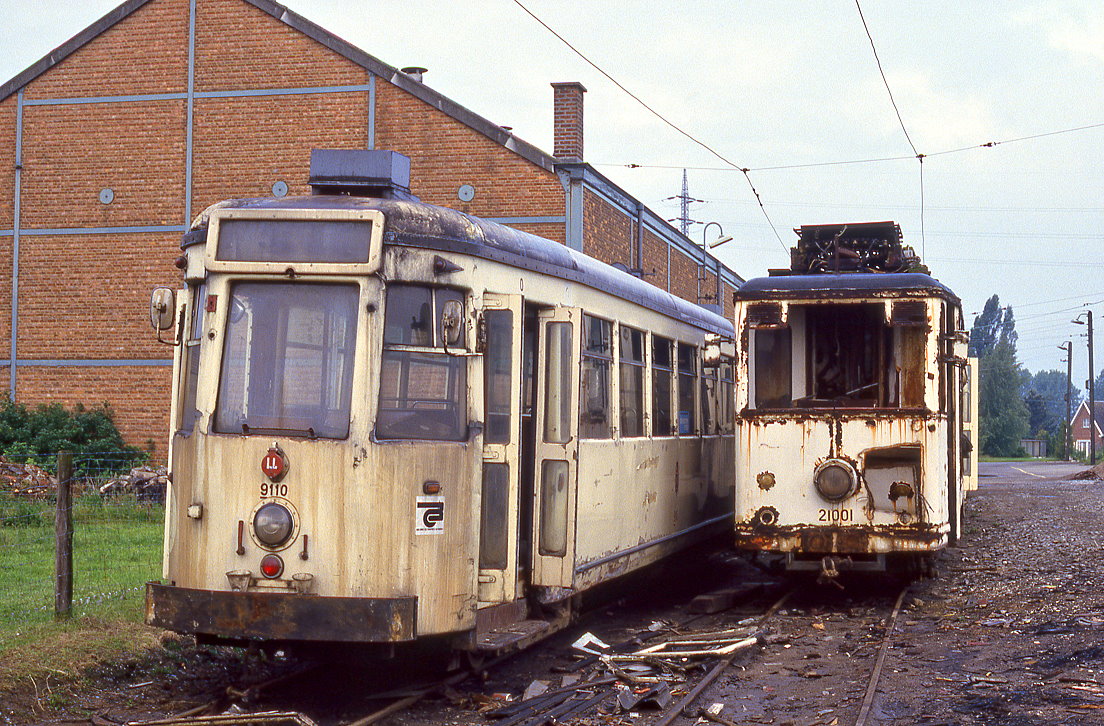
99,466,168,503
0,455,57,497
1070,463,1104,480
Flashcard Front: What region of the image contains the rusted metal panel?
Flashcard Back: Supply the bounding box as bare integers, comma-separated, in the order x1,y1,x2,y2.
145,583,417,643
734,522,945,554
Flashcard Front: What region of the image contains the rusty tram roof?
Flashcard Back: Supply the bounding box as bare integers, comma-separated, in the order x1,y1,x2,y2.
735,272,959,303
186,195,735,336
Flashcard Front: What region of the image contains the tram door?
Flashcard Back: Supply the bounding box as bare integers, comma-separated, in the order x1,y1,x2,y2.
478,294,525,603
531,307,580,588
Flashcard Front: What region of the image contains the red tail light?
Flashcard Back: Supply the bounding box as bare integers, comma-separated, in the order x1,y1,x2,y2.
260,554,284,579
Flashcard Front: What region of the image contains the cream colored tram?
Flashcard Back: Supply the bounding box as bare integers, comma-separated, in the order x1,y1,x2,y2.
145,150,735,653
731,222,977,575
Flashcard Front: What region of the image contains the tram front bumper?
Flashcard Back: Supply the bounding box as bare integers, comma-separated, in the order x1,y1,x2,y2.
145,582,417,643
734,523,947,554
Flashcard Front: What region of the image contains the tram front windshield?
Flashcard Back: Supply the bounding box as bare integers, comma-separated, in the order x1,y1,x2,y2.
214,281,358,439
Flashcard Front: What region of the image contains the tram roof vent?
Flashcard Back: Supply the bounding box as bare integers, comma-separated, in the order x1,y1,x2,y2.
309,149,418,201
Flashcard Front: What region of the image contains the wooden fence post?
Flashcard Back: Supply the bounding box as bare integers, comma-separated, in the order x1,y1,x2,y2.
55,451,73,619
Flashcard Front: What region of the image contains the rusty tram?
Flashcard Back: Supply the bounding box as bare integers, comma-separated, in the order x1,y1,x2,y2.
731,222,977,576
145,150,735,654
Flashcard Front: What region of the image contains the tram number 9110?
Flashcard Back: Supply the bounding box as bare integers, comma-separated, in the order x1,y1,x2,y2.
818,508,853,523
260,482,289,498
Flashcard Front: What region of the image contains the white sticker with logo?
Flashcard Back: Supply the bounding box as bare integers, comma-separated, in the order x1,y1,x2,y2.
415,495,445,535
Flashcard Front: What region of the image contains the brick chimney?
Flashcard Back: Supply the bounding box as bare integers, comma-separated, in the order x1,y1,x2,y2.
551,82,587,162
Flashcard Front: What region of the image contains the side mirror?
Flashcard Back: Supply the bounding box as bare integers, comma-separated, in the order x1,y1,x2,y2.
150,287,176,331
441,299,464,347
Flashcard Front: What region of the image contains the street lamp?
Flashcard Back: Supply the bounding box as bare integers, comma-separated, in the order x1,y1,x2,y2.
1074,311,1095,464
699,222,733,306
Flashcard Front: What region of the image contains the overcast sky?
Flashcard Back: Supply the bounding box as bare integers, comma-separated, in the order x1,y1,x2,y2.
1,1,1102,378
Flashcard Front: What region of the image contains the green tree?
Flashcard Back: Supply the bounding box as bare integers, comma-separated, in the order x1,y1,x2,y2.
1023,369,1081,438
980,341,1030,455
969,295,1003,358
971,295,1030,456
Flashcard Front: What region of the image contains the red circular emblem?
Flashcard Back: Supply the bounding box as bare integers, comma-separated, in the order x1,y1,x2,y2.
261,448,288,481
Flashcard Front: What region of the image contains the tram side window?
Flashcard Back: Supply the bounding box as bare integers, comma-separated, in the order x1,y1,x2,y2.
652,337,674,436
718,361,735,433
580,315,612,439
178,282,205,432
543,322,573,444
484,310,513,444
701,366,717,434
619,326,645,437
376,285,468,441
677,343,697,434
753,328,792,408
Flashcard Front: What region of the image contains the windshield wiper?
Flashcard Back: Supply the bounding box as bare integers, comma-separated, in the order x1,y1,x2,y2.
241,422,317,439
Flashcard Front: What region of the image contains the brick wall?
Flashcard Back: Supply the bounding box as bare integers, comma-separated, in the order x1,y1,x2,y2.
20,101,187,228
23,0,189,100
640,229,670,292
195,0,367,92
0,0,736,457
582,189,632,269
669,247,699,303
15,233,180,360
0,98,14,229
18,366,172,452
374,84,563,218
191,93,370,211
0,235,9,360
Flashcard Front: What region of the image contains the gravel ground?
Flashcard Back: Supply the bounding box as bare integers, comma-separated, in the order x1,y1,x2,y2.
703,460,1104,726
5,461,1102,726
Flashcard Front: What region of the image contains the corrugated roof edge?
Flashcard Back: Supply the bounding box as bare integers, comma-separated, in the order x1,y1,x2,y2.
0,0,557,175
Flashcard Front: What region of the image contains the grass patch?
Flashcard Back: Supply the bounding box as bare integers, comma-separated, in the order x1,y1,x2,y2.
0,618,165,719
0,494,163,652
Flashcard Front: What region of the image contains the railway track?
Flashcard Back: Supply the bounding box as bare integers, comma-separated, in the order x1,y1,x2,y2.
123,570,918,726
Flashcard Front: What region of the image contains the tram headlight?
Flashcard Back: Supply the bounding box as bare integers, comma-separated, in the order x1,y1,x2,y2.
253,502,294,548
813,459,857,502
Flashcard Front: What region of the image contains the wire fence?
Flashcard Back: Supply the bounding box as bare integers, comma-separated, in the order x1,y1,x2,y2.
0,451,165,637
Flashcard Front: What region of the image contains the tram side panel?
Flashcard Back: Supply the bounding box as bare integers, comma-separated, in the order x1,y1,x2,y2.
572,436,733,588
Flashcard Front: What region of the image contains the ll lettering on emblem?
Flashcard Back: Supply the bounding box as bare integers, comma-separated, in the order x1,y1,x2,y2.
415,495,445,535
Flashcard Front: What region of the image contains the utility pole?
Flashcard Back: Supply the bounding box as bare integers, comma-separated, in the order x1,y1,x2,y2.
1076,311,1095,464
1090,313,1096,466
1061,341,1072,461
679,170,690,235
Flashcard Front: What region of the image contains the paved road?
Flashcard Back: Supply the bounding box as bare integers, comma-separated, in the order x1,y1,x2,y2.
979,459,1086,483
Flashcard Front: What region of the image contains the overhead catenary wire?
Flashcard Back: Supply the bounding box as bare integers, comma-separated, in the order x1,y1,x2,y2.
508,0,789,251
602,120,1104,175
854,0,919,159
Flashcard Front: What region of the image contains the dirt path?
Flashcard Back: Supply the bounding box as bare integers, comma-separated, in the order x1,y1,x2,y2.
702,461,1104,725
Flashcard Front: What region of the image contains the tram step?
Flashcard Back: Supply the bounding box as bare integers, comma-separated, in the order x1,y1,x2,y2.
476,619,552,653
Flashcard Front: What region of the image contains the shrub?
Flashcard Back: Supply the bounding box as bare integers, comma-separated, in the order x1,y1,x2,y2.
0,400,146,476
